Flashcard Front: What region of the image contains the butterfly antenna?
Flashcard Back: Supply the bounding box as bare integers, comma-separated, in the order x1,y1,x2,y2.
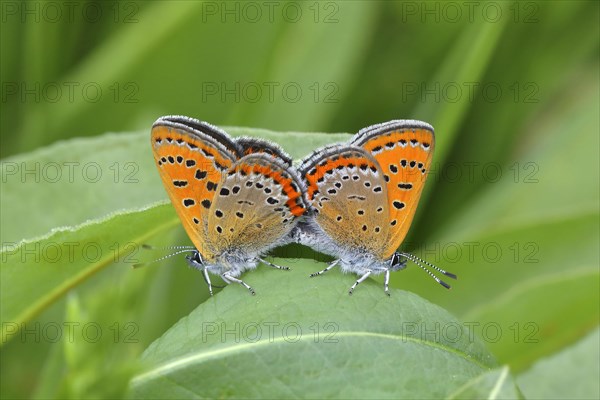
405,252,457,279
135,246,226,289
132,248,194,269
399,252,457,289
141,244,196,250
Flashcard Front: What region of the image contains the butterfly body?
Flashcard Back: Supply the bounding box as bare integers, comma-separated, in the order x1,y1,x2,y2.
296,120,455,294
294,221,403,274
151,116,307,294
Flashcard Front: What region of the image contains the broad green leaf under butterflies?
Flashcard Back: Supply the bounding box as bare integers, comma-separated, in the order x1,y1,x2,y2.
128,264,496,399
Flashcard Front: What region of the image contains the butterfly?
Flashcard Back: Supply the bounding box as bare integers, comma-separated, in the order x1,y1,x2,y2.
150,116,307,295
292,120,456,295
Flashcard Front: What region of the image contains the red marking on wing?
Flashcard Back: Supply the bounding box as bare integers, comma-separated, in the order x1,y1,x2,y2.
304,155,379,200
237,163,306,217
236,137,292,166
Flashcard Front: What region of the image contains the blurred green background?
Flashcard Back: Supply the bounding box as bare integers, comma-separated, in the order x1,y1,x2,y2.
1,1,598,399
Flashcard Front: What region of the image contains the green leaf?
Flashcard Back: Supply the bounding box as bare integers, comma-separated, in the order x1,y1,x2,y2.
128,263,494,399
13,220,199,400
447,366,523,400
0,203,178,343
517,328,600,400
0,131,163,243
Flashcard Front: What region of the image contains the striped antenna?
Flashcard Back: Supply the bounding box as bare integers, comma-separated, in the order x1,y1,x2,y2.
399,252,457,289
132,247,195,269
141,244,196,250
133,246,226,290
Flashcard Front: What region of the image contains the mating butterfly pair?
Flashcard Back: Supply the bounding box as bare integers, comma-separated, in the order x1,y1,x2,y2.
150,116,456,296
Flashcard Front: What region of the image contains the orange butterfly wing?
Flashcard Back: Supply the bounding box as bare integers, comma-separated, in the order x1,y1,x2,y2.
352,120,435,259
150,116,241,257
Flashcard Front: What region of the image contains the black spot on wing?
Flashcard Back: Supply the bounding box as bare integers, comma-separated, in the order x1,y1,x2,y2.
393,201,405,209
206,181,218,191
173,180,188,188
195,170,207,180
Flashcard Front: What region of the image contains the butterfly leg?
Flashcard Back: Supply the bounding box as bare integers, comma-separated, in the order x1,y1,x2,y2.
348,270,372,295
257,257,290,271
309,259,340,277
201,268,214,296
384,269,391,297
222,273,256,296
